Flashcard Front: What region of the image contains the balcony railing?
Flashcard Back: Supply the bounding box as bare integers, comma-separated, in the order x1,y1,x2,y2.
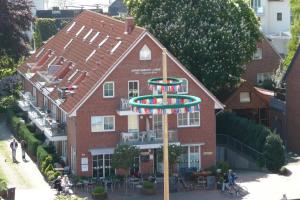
120,129,179,146
17,91,66,140
120,98,130,111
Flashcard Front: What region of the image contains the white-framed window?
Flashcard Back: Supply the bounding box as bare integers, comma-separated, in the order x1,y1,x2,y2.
256,72,272,84
103,82,114,98
91,116,115,132
128,115,139,132
240,92,251,103
177,78,188,94
253,48,262,60
177,112,200,127
179,145,201,171
153,115,163,138
139,45,151,60
128,80,139,99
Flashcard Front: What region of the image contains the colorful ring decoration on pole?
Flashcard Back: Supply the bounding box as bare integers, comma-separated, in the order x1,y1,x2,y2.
148,77,183,93
129,94,202,114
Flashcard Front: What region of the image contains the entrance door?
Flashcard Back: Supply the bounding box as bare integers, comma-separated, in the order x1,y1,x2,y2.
93,154,114,178
153,115,163,139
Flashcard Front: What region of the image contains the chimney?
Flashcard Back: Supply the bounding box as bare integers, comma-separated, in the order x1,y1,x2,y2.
124,16,135,34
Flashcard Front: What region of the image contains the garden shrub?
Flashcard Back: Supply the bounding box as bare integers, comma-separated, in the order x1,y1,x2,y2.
44,164,54,175
37,145,51,163
41,155,53,173
263,133,285,171
143,181,154,189
92,186,107,199
216,161,230,173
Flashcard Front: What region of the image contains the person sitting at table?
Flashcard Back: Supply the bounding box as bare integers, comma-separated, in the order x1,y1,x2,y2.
54,176,63,194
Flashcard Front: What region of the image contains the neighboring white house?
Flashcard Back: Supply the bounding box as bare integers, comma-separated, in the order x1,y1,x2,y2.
250,0,291,56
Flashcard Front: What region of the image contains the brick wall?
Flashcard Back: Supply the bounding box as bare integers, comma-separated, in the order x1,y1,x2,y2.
75,35,216,176
286,54,300,153
242,38,281,85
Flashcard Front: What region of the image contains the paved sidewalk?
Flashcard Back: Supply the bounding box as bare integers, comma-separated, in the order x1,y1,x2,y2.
0,119,55,200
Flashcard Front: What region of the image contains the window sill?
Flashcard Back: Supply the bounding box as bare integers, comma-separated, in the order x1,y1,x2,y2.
178,125,200,128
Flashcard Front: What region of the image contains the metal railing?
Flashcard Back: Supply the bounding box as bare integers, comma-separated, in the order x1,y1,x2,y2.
120,129,178,145
217,134,265,165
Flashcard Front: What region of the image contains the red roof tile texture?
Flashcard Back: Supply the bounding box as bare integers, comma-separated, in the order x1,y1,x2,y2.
18,10,145,113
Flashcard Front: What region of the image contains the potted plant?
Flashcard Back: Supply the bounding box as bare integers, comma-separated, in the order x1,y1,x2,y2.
92,186,107,200
142,181,156,195
0,178,7,199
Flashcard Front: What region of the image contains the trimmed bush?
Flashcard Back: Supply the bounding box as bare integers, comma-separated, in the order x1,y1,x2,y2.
41,155,53,173
44,164,54,175
263,133,285,171
37,145,51,163
92,186,107,200
143,181,154,190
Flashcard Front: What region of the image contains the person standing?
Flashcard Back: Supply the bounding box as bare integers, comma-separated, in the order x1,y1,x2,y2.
10,139,18,163
21,140,27,160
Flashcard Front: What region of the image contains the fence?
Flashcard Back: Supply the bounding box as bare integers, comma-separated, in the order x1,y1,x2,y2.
217,134,265,166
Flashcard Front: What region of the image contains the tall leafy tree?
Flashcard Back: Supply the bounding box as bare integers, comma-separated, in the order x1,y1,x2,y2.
283,0,300,68
125,0,260,96
0,0,34,60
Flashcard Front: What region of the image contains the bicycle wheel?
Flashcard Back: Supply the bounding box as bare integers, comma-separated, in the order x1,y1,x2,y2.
237,186,248,197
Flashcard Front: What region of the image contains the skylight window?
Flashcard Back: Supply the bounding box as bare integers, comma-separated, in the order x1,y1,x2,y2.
98,35,109,48
89,32,100,43
66,22,76,32
111,41,122,54
86,50,96,62
83,28,93,41
76,26,85,37
48,56,57,68
68,69,79,82
36,48,45,58
64,39,73,50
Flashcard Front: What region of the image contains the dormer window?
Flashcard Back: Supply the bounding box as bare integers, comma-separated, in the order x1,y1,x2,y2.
139,45,151,60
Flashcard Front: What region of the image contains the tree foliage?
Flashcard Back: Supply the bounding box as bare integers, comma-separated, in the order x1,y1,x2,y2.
283,0,300,68
34,18,71,49
0,0,34,60
125,0,261,96
34,18,57,49
157,144,182,173
111,145,140,175
263,133,285,171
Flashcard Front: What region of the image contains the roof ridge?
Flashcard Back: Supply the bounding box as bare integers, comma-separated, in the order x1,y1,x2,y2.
83,10,146,31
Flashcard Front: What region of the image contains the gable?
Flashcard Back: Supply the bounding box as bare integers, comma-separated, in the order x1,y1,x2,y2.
75,32,223,116
224,82,269,110
284,44,300,82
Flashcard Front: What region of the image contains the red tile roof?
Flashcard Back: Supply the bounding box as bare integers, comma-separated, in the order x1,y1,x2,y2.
18,10,145,113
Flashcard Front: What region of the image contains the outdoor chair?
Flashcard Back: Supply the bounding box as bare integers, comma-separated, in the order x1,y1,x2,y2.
179,178,194,191
195,176,207,190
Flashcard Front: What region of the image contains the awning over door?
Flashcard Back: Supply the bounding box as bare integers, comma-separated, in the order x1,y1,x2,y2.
89,148,114,155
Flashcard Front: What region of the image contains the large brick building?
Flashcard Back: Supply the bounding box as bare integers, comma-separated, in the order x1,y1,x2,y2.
17,11,223,177
284,45,300,153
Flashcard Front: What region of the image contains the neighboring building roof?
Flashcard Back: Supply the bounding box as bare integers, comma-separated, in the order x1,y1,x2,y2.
36,8,103,19
108,0,128,16
224,80,274,110
18,10,223,115
283,44,300,81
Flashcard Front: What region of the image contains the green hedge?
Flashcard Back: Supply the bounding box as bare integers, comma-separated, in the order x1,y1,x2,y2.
217,112,285,171
6,109,41,156
217,112,272,152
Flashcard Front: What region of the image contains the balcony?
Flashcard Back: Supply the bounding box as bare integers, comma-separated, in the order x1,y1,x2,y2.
120,129,179,148
17,91,31,111
17,92,67,141
117,98,139,116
